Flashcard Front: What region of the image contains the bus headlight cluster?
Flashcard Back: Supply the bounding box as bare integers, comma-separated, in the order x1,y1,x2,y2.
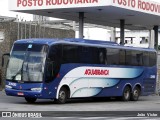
31,88,42,91
5,85,12,89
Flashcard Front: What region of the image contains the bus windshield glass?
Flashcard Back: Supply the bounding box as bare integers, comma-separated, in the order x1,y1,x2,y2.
6,43,48,82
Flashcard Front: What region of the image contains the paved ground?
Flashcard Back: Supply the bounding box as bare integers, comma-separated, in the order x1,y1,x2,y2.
1,91,160,111
0,91,160,119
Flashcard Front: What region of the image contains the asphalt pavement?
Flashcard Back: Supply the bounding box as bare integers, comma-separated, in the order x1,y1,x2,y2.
0,90,160,119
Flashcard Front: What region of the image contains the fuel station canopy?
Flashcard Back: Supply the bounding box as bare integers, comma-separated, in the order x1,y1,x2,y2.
9,0,160,30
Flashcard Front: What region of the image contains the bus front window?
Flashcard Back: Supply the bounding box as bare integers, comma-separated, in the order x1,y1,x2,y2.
22,52,46,82
6,51,24,81
6,43,48,82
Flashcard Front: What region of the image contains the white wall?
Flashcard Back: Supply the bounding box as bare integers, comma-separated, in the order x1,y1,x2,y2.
76,28,160,48
76,28,111,41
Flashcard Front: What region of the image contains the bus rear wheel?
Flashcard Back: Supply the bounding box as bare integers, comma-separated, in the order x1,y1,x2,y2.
25,97,37,103
121,86,131,101
131,86,140,101
56,87,68,104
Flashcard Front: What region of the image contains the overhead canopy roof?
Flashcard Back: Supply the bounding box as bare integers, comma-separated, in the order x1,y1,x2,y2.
10,0,160,30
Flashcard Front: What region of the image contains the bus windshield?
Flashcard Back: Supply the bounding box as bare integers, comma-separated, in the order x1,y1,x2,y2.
6,43,48,82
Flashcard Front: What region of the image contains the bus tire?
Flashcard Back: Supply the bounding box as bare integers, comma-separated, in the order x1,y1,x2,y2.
56,87,68,104
131,86,140,101
121,86,131,101
25,97,37,103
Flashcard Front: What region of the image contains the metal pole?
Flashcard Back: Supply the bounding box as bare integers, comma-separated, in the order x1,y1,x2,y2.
43,21,45,38
39,22,41,38
29,21,31,38
17,19,19,40
25,20,26,39
35,22,37,38
21,19,23,39
120,19,125,45
79,12,84,39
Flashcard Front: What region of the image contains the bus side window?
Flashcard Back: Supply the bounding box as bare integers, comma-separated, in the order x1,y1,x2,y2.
126,50,143,66
62,45,79,64
46,45,62,82
99,48,106,64
107,48,119,65
149,52,156,67
79,46,91,64
132,51,143,66
143,52,149,66
119,49,125,65
136,53,143,66
126,50,132,65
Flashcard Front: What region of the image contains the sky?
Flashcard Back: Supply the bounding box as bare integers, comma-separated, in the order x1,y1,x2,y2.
0,0,33,21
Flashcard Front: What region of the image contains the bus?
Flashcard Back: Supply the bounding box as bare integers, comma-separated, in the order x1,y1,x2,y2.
4,38,157,104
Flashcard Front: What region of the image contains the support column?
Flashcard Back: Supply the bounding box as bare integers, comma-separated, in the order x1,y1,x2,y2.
153,26,159,50
79,12,84,39
120,19,125,45
149,29,155,49
111,27,116,42
73,21,76,31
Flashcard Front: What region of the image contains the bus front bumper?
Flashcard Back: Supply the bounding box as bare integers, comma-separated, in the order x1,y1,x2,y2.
5,88,43,98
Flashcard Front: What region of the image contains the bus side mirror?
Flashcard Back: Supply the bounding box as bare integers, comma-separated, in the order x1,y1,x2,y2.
2,53,10,67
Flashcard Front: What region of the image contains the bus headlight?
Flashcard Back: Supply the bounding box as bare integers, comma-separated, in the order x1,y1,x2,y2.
5,85,12,89
31,88,42,91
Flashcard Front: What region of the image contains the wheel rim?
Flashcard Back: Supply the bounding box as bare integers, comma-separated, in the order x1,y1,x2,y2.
133,89,139,98
59,91,66,101
124,89,130,99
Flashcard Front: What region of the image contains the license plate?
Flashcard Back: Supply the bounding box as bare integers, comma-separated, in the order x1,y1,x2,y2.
17,92,24,96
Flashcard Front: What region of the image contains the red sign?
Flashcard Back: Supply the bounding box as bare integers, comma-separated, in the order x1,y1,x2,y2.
113,0,136,8
84,69,109,76
17,0,99,7
17,0,43,7
113,0,160,14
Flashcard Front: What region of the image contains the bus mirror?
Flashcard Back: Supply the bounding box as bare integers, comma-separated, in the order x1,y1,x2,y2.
2,53,10,67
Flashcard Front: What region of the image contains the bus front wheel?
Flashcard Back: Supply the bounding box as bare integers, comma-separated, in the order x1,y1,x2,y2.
25,97,37,103
121,86,131,101
56,87,68,104
131,86,140,101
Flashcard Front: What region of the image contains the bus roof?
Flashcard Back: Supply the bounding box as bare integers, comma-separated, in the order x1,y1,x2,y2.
15,38,156,52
